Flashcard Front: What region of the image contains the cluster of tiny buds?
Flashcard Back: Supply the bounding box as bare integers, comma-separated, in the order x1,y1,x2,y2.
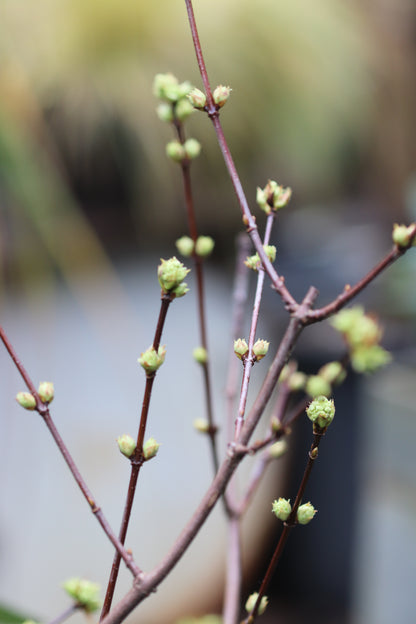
176,235,215,258
153,73,195,123
392,223,416,248
117,435,159,460
233,338,270,362
166,138,201,162
138,345,166,374
306,395,335,431
256,179,292,215
272,498,317,525
245,245,276,271
157,257,190,297
245,592,269,616
16,381,54,410
188,85,232,111
62,577,101,612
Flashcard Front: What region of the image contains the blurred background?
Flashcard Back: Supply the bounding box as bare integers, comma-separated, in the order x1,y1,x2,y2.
0,0,415,623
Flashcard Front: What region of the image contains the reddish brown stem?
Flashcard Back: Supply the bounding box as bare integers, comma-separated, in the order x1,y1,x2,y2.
0,324,140,577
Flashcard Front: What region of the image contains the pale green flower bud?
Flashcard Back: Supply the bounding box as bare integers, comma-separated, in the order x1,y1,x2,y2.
117,434,136,458
288,371,307,392
195,236,215,258
62,577,101,612
187,87,207,109
234,338,248,360
392,223,416,248
193,418,210,433
153,73,179,99
175,98,195,121
318,361,346,386
166,140,186,162
176,236,194,257
158,257,190,292
193,346,208,364
138,345,166,373
171,282,189,298
16,391,36,410
252,339,270,361
306,396,335,429
38,381,54,404
272,498,292,521
213,85,232,108
156,102,174,123
305,375,332,398
256,180,292,214
245,592,268,616
184,138,201,160
244,245,276,271
297,502,317,525
143,437,160,460
268,440,287,459
350,344,391,373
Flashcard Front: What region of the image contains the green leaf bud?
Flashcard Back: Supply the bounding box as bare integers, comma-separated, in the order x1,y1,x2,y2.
176,236,195,257
213,85,232,108
268,440,287,459
288,371,307,392
195,235,215,258
38,381,54,404
175,98,195,121
62,577,101,612
234,338,248,360
305,375,332,398
330,306,381,348
296,502,317,525
158,257,190,292
193,346,208,364
252,339,270,361
256,180,292,214
117,434,136,458
187,87,207,109
244,245,276,271
166,140,186,162
143,437,160,460
138,345,166,373
245,592,268,616
350,344,392,373
318,361,346,386
306,396,335,429
392,223,416,248
193,418,210,433
16,391,36,410
156,102,174,123
184,138,201,160
272,498,292,521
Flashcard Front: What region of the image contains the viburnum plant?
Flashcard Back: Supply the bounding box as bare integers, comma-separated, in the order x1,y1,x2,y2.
2,2,415,624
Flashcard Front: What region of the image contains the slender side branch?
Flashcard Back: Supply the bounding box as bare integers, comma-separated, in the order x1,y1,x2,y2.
0,324,140,577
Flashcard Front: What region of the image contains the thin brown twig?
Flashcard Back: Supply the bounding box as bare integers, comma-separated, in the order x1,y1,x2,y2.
0,324,140,578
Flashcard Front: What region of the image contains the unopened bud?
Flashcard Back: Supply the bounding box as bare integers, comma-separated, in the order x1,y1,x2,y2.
62,577,101,612
193,418,210,433
245,592,268,616
252,339,270,361
392,223,416,248
175,98,195,121
184,138,201,160
213,85,232,108
305,375,331,398
38,381,54,404
166,140,186,162
138,345,166,373
195,235,215,258
188,87,207,109
193,346,208,364
318,361,346,386
156,102,174,123
306,396,335,429
143,437,160,460
297,502,317,525
234,338,248,360
16,392,36,410
268,440,287,459
272,498,292,521
117,434,136,458
158,257,190,292
176,236,194,257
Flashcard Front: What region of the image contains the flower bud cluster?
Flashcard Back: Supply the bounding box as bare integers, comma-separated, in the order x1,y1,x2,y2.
330,306,391,373
16,381,55,411
166,138,201,162
62,577,101,612
153,73,194,122
175,235,215,258
245,245,276,271
306,395,335,430
138,345,166,373
245,592,269,616
256,180,292,215
158,257,190,297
